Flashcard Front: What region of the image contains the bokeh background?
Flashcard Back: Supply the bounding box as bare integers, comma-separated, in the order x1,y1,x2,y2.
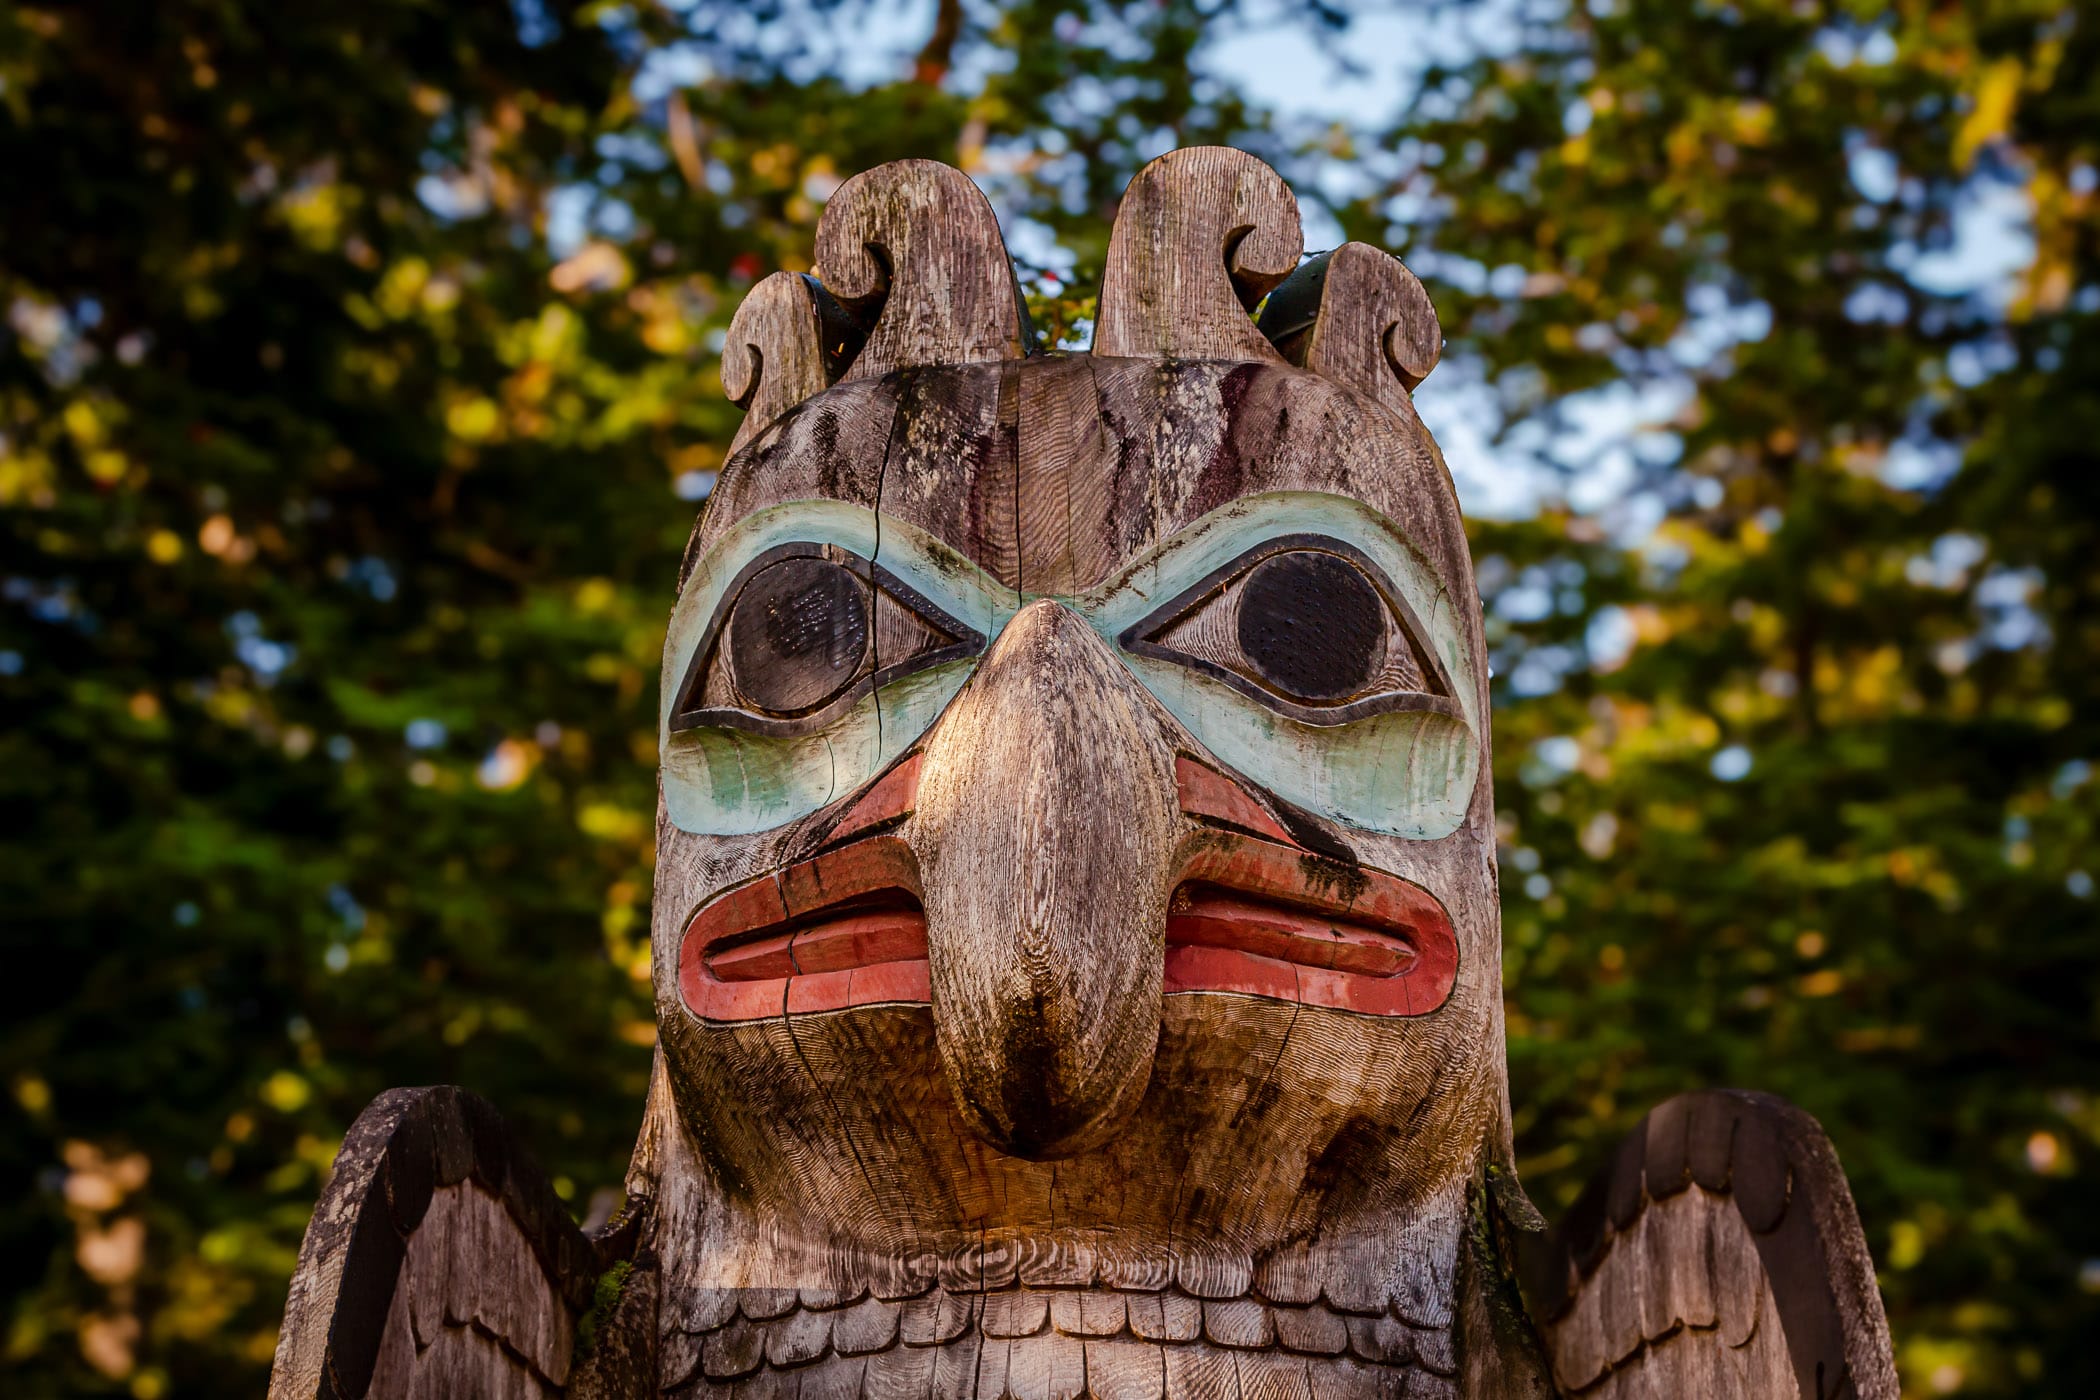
3,0,2095,1394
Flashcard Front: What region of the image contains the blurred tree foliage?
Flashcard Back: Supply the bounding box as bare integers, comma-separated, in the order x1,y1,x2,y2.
1378,4,2100,1393
0,0,2091,1395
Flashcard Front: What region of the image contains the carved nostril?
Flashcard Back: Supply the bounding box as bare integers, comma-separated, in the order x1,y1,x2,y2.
907,599,1181,1158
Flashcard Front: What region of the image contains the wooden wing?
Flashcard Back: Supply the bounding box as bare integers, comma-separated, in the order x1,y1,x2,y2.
1520,1089,1897,1400
268,1086,620,1399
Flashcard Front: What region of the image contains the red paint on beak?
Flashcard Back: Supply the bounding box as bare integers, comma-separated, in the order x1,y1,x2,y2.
1166,756,1460,1017
678,755,931,1020
679,751,1456,1024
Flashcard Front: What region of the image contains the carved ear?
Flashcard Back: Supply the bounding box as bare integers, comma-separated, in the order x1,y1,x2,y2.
813,158,1034,382
1094,147,1304,362
1256,242,1442,416
722,272,864,454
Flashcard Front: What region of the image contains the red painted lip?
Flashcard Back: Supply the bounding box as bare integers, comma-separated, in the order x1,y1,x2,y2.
705,906,927,983
1168,886,1417,977
678,833,930,1021
1164,754,1460,1016
1163,838,1459,1016
678,753,1457,1023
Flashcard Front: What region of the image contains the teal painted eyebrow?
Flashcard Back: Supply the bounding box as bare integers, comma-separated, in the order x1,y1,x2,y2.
1061,492,1482,840
658,502,1018,837
661,499,1020,739
662,492,1480,840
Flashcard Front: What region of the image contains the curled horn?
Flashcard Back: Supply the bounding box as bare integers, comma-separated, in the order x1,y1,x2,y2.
813,158,1034,382
721,272,864,453
1094,147,1304,362
1257,242,1443,415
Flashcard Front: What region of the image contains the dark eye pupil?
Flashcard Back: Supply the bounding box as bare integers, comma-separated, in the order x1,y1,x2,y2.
1237,551,1386,703
727,557,869,714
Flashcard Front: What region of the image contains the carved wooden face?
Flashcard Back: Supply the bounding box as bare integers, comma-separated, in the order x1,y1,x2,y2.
648,153,1505,1293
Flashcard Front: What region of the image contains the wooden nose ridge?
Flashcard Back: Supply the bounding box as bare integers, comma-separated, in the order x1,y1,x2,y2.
909,598,1180,1159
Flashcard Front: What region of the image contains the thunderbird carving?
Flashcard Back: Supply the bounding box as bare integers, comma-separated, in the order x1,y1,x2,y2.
271,150,1896,1400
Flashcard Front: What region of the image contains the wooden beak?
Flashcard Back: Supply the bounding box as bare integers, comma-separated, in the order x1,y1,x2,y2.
907,599,1183,1159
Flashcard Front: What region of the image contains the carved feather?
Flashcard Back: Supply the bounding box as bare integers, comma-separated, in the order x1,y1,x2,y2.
1257,242,1443,411
267,1088,629,1400
1522,1089,1897,1399
1094,146,1304,362
813,158,1034,382
721,272,864,455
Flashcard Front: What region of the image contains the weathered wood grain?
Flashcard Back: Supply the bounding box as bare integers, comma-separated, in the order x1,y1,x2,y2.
267,1087,613,1400
722,271,864,454
873,357,1021,591
814,158,1031,382
909,596,1180,1158
1257,244,1441,420
1095,147,1302,363
567,1262,658,1400
1014,352,1118,596
1086,1337,1165,1400
271,149,1899,1400
1524,1089,1898,1398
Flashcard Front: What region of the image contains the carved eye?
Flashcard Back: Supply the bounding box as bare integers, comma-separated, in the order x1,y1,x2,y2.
671,545,982,736
1122,536,1455,725
725,556,870,715
1235,551,1395,702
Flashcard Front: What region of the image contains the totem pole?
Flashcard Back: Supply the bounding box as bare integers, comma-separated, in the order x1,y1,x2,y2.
270,150,1897,1400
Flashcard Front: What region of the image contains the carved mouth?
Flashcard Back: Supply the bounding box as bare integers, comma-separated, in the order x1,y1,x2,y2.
1165,754,1459,1015
704,901,927,983
1163,840,1458,1016
1169,885,1417,976
679,755,1457,1023
678,834,930,1021
681,843,1456,1023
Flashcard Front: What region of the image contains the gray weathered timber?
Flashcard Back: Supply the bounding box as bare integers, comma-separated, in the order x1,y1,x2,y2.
1094,147,1301,362
721,271,862,454
815,158,1031,382
267,1088,622,1400
1521,1091,1897,1399
1259,242,1442,406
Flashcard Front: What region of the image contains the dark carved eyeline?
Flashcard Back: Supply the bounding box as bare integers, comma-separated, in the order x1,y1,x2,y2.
669,542,983,739
271,151,1897,1400
1236,550,1387,701
1120,532,1462,729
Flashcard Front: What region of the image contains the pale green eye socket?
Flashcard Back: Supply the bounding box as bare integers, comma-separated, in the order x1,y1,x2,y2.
662,494,1481,841
1090,494,1483,841
1120,533,1460,728
668,542,981,740
660,504,1013,837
